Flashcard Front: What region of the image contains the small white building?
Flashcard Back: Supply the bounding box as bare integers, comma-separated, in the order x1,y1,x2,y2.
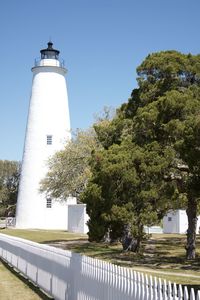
42,196,77,230
68,204,89,234
163,210,200,234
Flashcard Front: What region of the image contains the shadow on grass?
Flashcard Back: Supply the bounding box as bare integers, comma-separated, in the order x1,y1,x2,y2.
0,258,53,300
41,238,88,245
55,238,200,273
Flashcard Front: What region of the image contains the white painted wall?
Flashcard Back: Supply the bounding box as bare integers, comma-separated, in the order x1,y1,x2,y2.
68,204,89,234
163,210,200,234
42,197,77,230
16,50,71,229
144,226,163,234
163,210,181,234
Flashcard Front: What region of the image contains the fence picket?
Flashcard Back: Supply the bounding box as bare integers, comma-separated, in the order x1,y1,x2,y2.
158,278,162,300
116,265,121,300
145,283,149,300
197,290,200,300
148,275,153,300
111,263,115,300
173,282,178,300
168,281,173,300
139,272,144,300
153,277,158,300
178,284,183,300
162,280,168,300
144,274,148,300
129,269,134,298
190,289,195,300
136,272,141,300
124,267,129,296
132,271,137,300
184,286,189,300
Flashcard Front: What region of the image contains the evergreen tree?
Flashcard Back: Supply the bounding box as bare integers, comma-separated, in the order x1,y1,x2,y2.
83,51,200,258
82,140,176,249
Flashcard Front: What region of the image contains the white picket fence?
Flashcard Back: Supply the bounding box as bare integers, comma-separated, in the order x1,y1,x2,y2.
0,233,199,300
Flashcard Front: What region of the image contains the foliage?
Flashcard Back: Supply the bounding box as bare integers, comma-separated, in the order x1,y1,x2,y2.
82,51,200,257
40,50,200,258
40,128,102,200
0,160,20,217
131,52,200,259
82,139,176,246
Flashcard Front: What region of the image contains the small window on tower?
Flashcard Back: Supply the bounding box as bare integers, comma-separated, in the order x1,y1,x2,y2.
47,135,52,145
46,198,52,208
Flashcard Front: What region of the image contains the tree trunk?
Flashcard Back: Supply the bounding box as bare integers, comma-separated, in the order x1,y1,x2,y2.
121,224,142,252
186,198,197,260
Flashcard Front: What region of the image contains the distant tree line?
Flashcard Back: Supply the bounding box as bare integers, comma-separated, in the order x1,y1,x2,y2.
0,160,20,217
41,51,200,260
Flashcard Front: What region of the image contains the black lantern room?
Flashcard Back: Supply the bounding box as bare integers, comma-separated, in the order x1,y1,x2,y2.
40,42,60,60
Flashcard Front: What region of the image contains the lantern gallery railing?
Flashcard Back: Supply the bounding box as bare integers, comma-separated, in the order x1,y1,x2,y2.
34,57,65,68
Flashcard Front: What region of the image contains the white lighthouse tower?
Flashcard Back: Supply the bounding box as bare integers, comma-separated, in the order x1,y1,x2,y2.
16,42,74,229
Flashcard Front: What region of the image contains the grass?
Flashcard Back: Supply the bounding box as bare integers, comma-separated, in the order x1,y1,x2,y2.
0,228,87,243
48,232,200,286
1,229,200,286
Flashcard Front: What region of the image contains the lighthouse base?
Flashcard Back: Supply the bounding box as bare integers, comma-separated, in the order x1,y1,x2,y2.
15,197,77,230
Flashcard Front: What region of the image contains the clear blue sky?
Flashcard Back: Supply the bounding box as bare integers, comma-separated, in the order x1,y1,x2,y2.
0,0,199,161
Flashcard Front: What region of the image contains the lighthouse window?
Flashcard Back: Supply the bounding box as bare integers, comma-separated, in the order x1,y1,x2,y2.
47,135,52,145
46,198,52,208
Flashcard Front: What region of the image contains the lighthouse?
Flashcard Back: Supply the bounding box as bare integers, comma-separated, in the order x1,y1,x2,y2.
16,42,74,229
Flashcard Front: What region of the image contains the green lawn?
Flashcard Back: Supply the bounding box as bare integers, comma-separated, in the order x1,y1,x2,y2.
49,234,200,289
65,234,200,285
0,228,87,243
1,229,200,286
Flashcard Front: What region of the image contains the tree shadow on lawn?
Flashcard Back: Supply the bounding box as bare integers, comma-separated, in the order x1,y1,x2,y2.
45,236,200,273
71,241,200,272
41,238,88,245
147,236,187,249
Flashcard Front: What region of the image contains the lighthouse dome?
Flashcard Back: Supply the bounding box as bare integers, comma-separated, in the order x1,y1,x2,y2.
40,41,60,60
34,41,65,68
